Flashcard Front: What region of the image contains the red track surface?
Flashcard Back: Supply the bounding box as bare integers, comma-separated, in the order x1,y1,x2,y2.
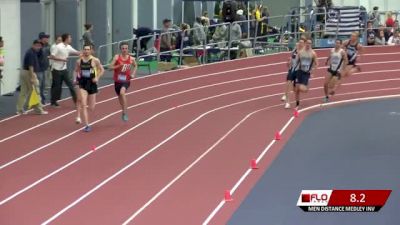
0,46,399,225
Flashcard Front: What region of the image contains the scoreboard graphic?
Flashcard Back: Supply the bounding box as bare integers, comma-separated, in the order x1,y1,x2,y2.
297,190,392,212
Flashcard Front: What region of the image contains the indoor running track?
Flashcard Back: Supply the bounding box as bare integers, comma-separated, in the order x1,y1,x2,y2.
0,46,399,225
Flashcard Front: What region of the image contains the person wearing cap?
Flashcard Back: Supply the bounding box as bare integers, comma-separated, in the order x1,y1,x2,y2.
16,40,48,115
37,32,51,104
236,9,248,37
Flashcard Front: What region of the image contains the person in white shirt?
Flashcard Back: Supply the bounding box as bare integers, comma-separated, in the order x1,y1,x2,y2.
49,33,80,107
387,30,400,46
49,35,62,70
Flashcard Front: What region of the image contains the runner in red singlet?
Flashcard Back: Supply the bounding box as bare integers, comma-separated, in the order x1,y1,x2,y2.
109,42,137,121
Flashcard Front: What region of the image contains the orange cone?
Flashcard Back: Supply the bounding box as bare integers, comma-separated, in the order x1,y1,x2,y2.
275,132,281,140
251,159,259,169
224,190,233,202
294,109,299,118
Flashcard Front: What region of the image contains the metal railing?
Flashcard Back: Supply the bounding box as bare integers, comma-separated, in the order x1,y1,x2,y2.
92,8,373,74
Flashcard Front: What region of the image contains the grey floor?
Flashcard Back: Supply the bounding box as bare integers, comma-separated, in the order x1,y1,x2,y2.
228,99,400,225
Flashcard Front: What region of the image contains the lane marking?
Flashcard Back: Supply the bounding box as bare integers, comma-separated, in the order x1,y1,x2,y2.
1,74,399,207
2,58,399,144
202,92,400,224
40,82,400,225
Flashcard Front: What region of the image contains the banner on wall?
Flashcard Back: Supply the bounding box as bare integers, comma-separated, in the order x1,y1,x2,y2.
325,6,362,36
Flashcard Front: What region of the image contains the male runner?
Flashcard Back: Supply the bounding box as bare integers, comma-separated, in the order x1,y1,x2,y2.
109,42,137,122
281,39,304,109
323,39,348,102
74,45,104,132
342,32,363,78
295,39,318,108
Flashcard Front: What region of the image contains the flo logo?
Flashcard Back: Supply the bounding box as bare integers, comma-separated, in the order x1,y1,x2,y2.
301,193,328,203
297,190,332,206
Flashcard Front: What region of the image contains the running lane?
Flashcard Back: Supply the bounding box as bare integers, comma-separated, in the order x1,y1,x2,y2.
0,46,398,225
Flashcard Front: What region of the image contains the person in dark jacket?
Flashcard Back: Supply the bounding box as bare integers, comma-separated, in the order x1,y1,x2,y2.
133,26,154,54
37,32,51,104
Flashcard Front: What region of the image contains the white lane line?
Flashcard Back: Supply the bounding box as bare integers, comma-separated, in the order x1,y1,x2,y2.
0,47,398,128
0,58,287,125
2,58,400,144
1,73,399,207
2,66,399,170
0,80,297,206
0,70,289,169
202,92,400,225
40,80,400,225
122,83,400,224
0,59,290,141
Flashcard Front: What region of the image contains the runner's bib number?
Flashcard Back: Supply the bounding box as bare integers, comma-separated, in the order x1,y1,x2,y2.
118,74,127,81
82,69,91,78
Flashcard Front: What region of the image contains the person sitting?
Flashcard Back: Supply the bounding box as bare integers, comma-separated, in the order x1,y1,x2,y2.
366,21,376,45
387,30,400,45
374,30,387,45
211,20,228,48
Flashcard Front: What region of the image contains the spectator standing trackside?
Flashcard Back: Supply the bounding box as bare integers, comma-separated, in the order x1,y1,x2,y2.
82,24,95,49
385,12,395,28
229,22,242,59
368,6,381,28
255,5,263,36
37,32,51,104
175,23,192,51
236,9,248,37
16,40,48,115
50,35,63,69
193,17,206,45
0,37,4,80
160,18,174,62
49,33,80,107
230,22,242,43
261,7,270,35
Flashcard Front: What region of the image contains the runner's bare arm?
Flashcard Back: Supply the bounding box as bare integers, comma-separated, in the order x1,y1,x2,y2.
131,56,137,78
312,51,319,70
108,55,122,70
74,60,81,84
356,43,364,61
287,55,292,68
342,40,349,49
94,58,105,78
342,50,349,65
325,54,331,66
